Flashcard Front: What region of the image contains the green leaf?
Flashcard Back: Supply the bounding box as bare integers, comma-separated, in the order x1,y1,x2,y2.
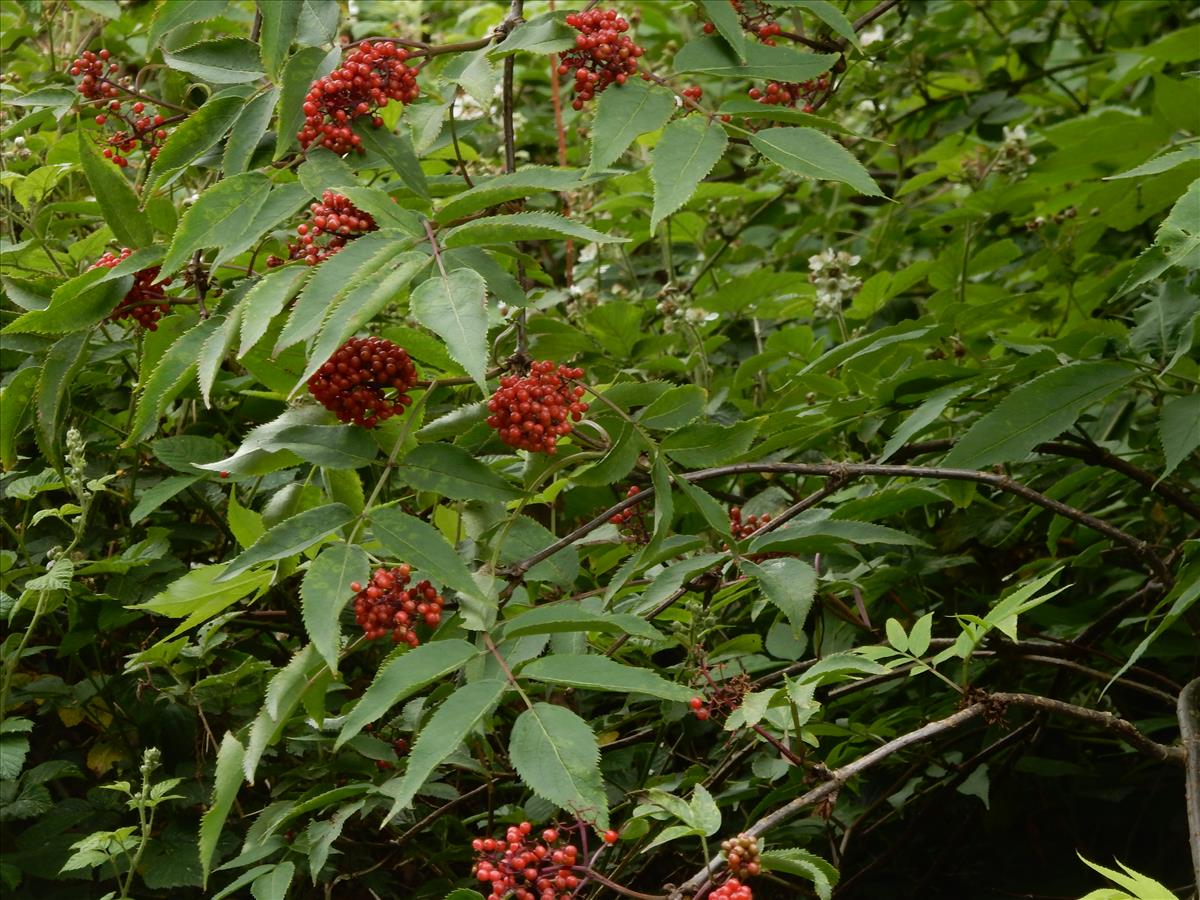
77,127,153,248
224,87,278,175
269,423,380,469
791,0,862,51
275,46,338,160
149,0,232,49
488,14,576,58
199,733,244,888
3,270,129,335
908,612,934,657
370,508,484,601
749,127,883,197
520,654,693,701
638,384,706,429
130,475,200,524
879,384,971,461
492,516,579,588
750,519,928,553
219,503,353,582
743,558,817,638
885,617,909,652
0,365,39,470
35,331,89,470
441,212,629,248
149,95,245,192
760,848,839,900
510,703,608,828
662,421,758,467
250,861,294,900
296,251,428,390
674,35,837,80
135,564,271,639
650,117,729,231
409,266,489,391
436,167,585,223
943,362,1138,470
1159,393,1200,478
381,680,507,823
297,147,358,197
354,122,429,201
500,605,662,640
163,37,266,83
302,543,369,672
276,230,405,353
128,317,224,444
394,443,521,502
1118,177,1200,295
258,1,301,79
698,0,746,61
238,266,311,356
197,312,239,407
587,79,677,175
335,639,479,749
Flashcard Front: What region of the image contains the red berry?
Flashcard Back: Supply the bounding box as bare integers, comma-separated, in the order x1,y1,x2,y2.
603,829,619,844
89,248,171,330
695,707,710,721
219,471,230,478
486,361,588,455
307,336,417,428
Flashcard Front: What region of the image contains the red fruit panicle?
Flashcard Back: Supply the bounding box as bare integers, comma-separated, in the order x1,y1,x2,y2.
307,337,418,429
721,833,762,879
559,8,644,109
487,361,588,455
471,822,580,900
287,191,377,266
352,565,445,647
89,248,172,330
711,877,753,900
297,41,419,155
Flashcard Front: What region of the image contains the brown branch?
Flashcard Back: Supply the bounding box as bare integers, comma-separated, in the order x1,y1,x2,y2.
504,462,1170,586
669,691,1183,897
1179,675,1200,886
571,867,667,900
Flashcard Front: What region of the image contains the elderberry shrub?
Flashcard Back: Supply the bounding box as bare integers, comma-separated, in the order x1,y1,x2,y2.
486,361,588,455
710,876,754,900
89,248,171,330
307,337,418,429
559,8,644,109
472,821,581,900
67,49,171,167
298,41,419,155
350,565,444,647
273,191,377,267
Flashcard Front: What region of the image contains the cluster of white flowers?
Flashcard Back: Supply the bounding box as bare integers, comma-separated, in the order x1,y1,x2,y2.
3,135,32,162
995,123,1037,176
860,24,885,46
807,249,862,318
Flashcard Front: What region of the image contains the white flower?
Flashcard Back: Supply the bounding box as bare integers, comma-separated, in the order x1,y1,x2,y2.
807,249,863,318
860,24,885,46
1002,124,1028,143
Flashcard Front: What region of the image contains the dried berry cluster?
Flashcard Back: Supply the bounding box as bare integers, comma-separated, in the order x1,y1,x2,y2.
728,506,771,539
690,667,752,723
487,361,588,455
68,50,173,167
710,876,754,900
472,822,580,900
559,9,644,109
722,833,762,878
89,248,171,330
298,41,419,155
748,75,829,113
350,565,444,647
276,191,377,267
307,337,418,429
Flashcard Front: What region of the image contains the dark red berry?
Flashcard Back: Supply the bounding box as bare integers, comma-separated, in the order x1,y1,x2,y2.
89,248,172,330
307,336,418,429
351,564,444,646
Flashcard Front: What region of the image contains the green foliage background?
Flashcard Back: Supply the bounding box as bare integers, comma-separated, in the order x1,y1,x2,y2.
1,1,1197,898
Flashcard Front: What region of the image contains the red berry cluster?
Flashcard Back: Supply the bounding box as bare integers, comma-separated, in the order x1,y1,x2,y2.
747,75,829,113
682,85,703,103
559,8,644,110
277,191,377,267
472,822,581,900
730,0,783,45
688,696,711,721
711,876,753,900
722,833,762,879
89,248,172,330
728,506,771,539
298,41,419,155
350,564,445,647
307,337,419,428
487,361,588,455
68,50,172,167
610,485,648,543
